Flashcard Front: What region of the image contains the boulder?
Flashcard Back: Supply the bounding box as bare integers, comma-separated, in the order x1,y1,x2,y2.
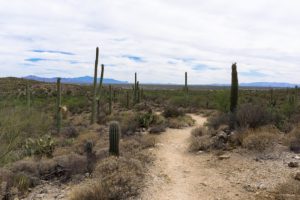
288,162,299,168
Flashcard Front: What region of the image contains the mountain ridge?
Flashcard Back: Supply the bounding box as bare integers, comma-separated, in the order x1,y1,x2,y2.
22,76,299,87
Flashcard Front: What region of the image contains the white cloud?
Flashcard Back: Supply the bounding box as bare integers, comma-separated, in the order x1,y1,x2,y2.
0,0,300,84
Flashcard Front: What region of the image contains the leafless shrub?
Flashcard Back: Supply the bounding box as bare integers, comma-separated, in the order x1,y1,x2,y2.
237,103,271,129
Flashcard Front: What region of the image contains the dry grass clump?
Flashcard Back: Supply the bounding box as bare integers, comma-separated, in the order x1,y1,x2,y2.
70,157,144,200
189,127,213,152
240,129,279,152
162,106,184,118
149,124,166,134
69,181,107,200
121,136,155,164
168,115,195,129
285,126,300,153
272,179,300,199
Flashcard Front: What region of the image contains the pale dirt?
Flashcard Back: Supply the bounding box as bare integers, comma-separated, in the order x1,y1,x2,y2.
140,114,246,200
139,114,299,200
24,114,299,200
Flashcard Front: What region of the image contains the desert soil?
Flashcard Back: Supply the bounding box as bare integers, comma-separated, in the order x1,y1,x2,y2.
24,114,300,200
140,114,299,200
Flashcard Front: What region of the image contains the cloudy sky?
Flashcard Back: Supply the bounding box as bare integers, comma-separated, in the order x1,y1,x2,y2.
1,0,300,84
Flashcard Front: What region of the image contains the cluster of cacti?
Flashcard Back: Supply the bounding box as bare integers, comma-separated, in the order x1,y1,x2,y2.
24,135,55,158
91,47,99,124
109,121,120,156
56,77,62,134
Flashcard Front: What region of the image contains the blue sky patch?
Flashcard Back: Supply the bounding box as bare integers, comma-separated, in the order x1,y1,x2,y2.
32,49,75,55
192,64,218,71
240,70,267,77
25,58,48,62
123,55,144,62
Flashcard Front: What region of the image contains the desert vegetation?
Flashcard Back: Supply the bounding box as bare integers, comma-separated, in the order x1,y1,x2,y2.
0,48,300,200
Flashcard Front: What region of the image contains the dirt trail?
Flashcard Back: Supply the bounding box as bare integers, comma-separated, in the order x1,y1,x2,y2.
140,114,250,200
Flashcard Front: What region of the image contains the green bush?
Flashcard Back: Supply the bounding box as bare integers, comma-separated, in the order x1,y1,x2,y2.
163,106,184,118
214,90,230,112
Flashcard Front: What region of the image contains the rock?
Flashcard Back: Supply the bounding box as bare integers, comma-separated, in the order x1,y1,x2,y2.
217,125,230,133
196,151,204,155
295,172,300,181
288,162,299,168
294,155,300,160
218,155,230,160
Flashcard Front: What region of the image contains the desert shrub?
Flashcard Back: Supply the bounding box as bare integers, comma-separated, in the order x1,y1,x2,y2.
24,135,55,158
189,127,213,152
121,136,154,164
273,179,300,199
13,172,31,193
206,113,230,130
62,126,79,138
168,115,195,128
214,90,230,112
163,106,184,118
191,126,208,137
285,127,300,153
70,181,107,200
152,114,167,126
138,135,156,148
236,103,271,129
0,107,52,165
136,111,155,128
70,157,144,200
241,129,279,151
109,111,139,135
149,125,166,134
282,95,298,118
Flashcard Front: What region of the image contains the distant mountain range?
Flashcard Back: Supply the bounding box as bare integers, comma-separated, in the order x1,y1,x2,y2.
23,75,128,84
212,82,299,88
23,76,299,87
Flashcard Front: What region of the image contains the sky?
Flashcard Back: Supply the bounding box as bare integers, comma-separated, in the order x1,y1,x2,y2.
1,0,300,84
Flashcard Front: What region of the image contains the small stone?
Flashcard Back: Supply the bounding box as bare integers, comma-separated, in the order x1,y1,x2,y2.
218,155,230,160
294,155,300,160
295,172,300,181
196,151,204,155
288,162,299,168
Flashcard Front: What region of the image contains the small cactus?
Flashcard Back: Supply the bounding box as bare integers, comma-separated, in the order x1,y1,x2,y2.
84,140,94,154
109,121,121,156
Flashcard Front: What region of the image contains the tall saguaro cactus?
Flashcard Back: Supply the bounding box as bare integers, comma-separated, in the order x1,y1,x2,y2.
91,47,99,124
97,64,105,119
230,63,238,129
56,78,62,134
185,72,188,93
134,72,138,104
109,121,120,156
126,90,129,108
230,63,238,113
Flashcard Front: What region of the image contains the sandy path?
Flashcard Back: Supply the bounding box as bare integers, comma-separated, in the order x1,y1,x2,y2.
140,114,250,200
